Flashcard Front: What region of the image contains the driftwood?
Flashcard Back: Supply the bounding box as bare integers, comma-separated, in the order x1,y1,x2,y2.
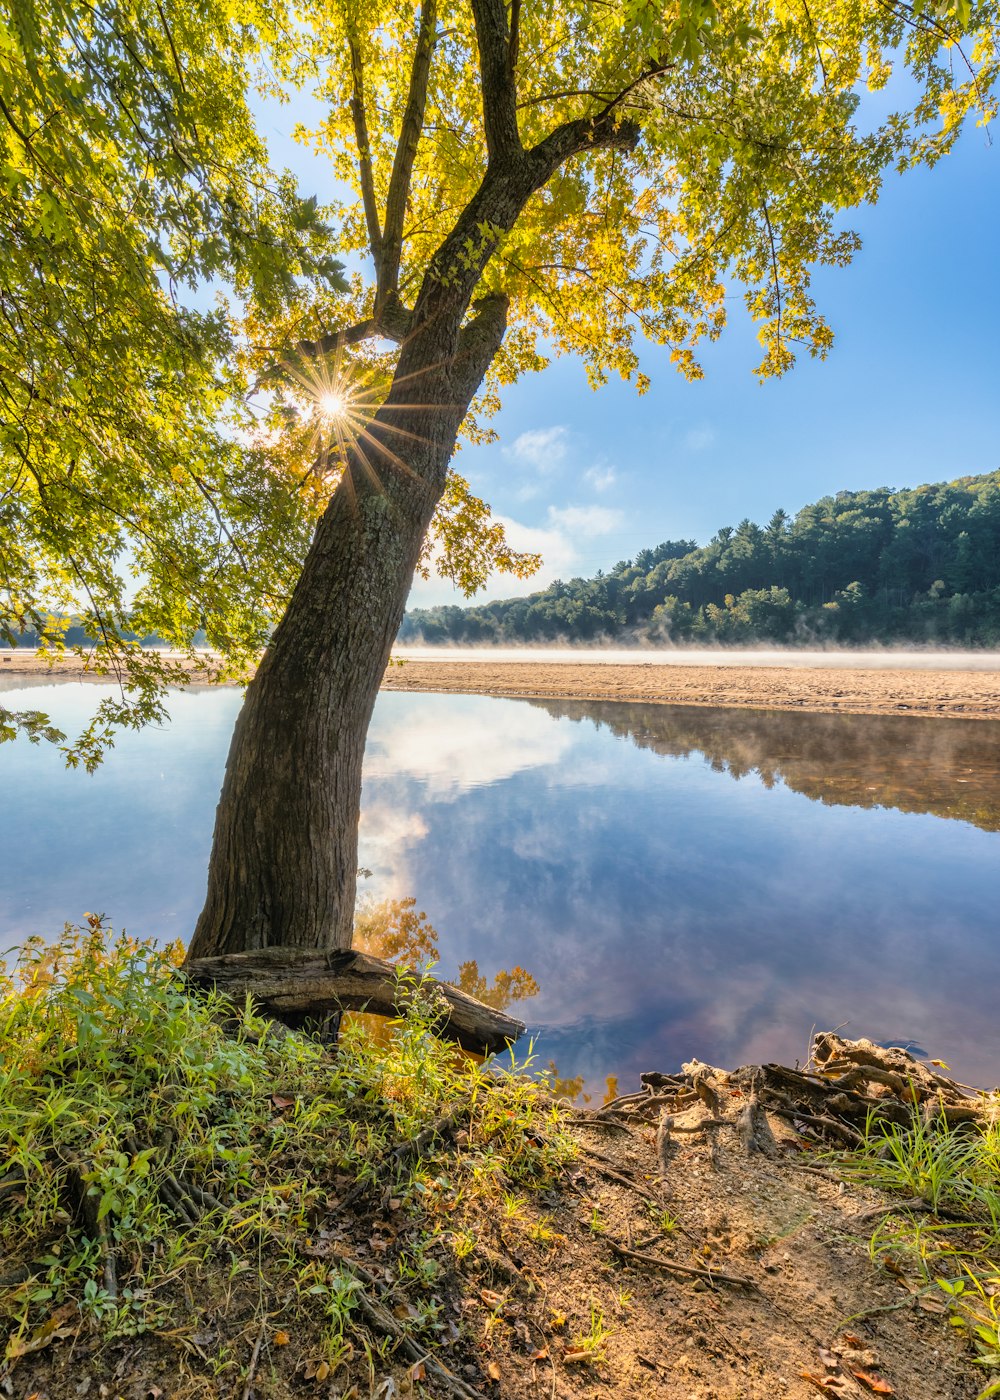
182,946,525,1055
587,1034,998,1165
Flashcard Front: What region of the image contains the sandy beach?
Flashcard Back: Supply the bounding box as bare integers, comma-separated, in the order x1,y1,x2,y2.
381,657,1000,720
5,649,1000,719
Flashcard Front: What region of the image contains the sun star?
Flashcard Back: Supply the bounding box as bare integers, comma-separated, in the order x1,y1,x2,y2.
317,390,348,421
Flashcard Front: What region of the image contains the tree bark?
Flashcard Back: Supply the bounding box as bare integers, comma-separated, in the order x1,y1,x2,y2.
187,297,508,959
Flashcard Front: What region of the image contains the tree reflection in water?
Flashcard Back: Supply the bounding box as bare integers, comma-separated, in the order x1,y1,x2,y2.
527,700,1000,831
349,896,538,1046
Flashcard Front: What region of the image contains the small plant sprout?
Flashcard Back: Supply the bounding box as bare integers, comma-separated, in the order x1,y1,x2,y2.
586,1205,606,1235
568,1302,613,1365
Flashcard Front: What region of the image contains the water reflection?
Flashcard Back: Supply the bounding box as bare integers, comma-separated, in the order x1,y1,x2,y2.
359,695,1000,1093
353,896,539,1012
525,700,1000,831
2,683,999,1093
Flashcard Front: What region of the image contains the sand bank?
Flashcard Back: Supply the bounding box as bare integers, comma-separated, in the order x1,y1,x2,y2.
382,658,1000,720
5,650,1000,719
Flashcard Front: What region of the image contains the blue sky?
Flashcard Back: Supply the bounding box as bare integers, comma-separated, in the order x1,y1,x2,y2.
253,91,1000,608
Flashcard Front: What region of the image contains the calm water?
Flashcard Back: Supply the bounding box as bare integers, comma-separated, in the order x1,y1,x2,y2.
2,677,999,1093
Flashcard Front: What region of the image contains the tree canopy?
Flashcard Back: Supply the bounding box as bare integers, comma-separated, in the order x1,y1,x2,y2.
286,0,996,385
3,0,999,766
0,0,351,757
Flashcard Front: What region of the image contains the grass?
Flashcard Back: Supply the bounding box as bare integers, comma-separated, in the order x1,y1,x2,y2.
0,918,576,1392
566,1301,613,1366
838,1108,1000,1396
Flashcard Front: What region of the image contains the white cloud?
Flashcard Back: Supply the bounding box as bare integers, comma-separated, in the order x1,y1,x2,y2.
364,701,574,799
547,504,625,537
506,425,569,474
405,502,628,606
584,463,618,493
684,425,716,452
357,805,429,891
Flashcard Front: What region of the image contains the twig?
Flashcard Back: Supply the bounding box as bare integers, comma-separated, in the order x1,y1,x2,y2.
240,1325,265,1400
606,1239,756,1291
329,1251,484,1400
853,1196,974,1226
577,1154,661,1209
768,1104,863,1147
567,1114,636,1136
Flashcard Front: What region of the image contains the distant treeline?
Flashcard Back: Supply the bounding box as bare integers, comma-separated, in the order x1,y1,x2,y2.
400,471,1000,647
2,623,208,648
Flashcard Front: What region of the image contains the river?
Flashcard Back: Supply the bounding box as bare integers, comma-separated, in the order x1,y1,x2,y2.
2,676,999,1095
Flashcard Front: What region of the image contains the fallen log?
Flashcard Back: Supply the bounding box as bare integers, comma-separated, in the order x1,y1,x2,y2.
182,946,525,1055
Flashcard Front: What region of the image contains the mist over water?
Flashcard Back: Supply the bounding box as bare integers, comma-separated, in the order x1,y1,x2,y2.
393,645,1000,671
2,680,999,1092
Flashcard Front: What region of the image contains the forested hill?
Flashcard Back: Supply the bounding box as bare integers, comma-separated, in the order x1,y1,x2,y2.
399,471,1000,647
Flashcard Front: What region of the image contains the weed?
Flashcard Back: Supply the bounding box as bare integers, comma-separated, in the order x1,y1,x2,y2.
646,1203,680,1234
836,1108,1000,1395
526,1216,564,1247
570,1301,613,1364
0,920,576,1383
586,1205,606,1235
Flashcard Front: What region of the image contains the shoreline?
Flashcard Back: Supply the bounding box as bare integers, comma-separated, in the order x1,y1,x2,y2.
382,658,1000,721
5,650,1000,719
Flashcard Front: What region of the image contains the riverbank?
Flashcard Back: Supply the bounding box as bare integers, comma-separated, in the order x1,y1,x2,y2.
3,927,999,1400
382,658,1000,720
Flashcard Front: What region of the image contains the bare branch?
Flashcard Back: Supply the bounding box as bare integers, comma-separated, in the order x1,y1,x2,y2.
761,198,782,351
347,36,383,274
517,86,617,110
290,304,413,366
380,0,438,304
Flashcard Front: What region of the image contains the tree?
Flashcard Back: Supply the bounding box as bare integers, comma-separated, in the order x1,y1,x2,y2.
0,0,354,761
4,0,998,957
190,0,999,958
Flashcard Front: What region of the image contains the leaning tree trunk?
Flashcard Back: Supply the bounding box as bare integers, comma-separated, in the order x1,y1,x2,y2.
187,299,508,960
187,96,641,962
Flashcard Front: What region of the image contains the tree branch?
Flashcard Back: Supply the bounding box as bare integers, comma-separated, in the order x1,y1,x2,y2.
380,0,438,306
517,86,618,110
451,293,509,402
526,106,642,186
469,0,522,160
761,198,782,351
408,104,640,346
348,36,383,275
508,0,521,78
290,304,413,365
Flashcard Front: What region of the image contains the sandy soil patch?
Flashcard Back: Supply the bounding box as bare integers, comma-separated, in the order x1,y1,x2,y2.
382,659,1000,720
5,651,1000,720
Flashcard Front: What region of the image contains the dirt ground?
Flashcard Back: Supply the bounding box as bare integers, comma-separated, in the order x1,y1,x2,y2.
382,659,1000,721
9,1069,988,1400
